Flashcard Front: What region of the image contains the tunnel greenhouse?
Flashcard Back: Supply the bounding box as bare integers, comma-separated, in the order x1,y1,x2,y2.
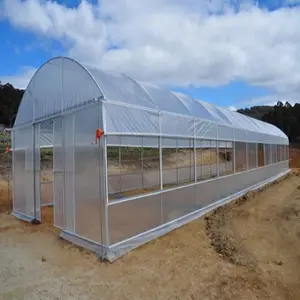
12,57,290,261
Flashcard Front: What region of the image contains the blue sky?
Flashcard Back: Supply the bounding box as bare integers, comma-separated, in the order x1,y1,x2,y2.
1,0,300,110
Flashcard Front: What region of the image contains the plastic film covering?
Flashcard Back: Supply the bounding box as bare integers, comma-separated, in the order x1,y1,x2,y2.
172,92,216,121
13,125,35,219
14,57,288,145
142,83,191,115
162,185,195,223
89,69,156,109
108,194,162,245
53,117,64,228
14,57,102,127
74,105,102,244
104,102,159,134
107,161,289,259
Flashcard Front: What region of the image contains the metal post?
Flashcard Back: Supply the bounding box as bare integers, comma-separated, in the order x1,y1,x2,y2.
32,124,39,223
194,138,196,183
176,139,179,185
246,131,249,171
233,129,236,173
72,114,76,234
159,113,163,224
256,143,258,168
141,137,144,189
216,125,219,177
7,150,11,213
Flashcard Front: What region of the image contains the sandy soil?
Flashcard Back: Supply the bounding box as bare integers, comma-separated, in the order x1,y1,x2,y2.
1,167,300,299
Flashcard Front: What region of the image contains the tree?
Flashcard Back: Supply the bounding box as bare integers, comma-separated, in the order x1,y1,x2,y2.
0,82,23,126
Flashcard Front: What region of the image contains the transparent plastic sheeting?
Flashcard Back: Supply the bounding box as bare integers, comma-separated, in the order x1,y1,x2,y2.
12,125,40,220
107,161,289,260
52,106,104,245
14,57,288,146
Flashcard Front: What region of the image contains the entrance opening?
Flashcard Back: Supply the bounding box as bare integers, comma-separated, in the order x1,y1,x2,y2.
40,120,54,226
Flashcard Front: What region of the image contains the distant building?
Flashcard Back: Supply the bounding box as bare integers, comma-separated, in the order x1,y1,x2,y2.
0,124,4,132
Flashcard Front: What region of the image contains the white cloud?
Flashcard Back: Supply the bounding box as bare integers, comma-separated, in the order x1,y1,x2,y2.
0,67,37,89
228,106,237,111
2,0,300,105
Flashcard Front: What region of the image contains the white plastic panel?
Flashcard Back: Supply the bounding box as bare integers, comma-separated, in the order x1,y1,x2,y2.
15,57,102,127
172,92,216,121
108,194,162,245
13,126,35,219
235,128,247,142
194,119,218,139
74,105,102,244
104,102,159,134
142,83,191,115
162,186,195,223
89,69,156,109
161,113,193,136
218,124,234,141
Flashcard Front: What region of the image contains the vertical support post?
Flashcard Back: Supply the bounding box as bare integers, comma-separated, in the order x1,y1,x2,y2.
72,114,76,234
7,145,11,213
159,112,163,225
209,140,212,177
176,139,179,185
141,137,144,189
193,118,196,183
233,129,236,173
119,136,121,193
11,130,14,213
62,117,66,230
246,131,249,171
100,100,109,254
103,134,110,248
194,138,197,183
32,124,37,222
256,143,258,168
216,125,219,177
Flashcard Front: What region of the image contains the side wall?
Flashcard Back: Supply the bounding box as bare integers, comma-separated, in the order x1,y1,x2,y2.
107,161,289,261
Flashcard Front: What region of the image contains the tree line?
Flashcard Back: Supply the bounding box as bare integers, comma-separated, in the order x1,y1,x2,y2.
0,82,299,142
237,101,300,142
0,82,24,126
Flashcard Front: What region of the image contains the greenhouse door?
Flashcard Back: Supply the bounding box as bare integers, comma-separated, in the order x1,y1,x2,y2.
73,105,104,245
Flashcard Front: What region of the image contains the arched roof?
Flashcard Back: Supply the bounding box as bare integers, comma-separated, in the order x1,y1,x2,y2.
14,57,288,144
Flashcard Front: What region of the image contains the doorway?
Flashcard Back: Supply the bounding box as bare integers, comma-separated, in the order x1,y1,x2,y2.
39,120,54,225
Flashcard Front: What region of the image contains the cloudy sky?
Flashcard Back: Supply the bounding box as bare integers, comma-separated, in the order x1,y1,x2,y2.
0,0,300,110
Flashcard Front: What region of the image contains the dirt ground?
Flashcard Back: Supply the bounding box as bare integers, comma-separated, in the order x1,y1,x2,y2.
1,149,300,299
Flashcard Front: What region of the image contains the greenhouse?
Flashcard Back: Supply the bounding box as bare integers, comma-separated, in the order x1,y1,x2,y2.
12,57,290,261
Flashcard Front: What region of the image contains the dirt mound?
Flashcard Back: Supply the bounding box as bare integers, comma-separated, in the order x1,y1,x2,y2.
0,178,11,213
290,144,300,169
